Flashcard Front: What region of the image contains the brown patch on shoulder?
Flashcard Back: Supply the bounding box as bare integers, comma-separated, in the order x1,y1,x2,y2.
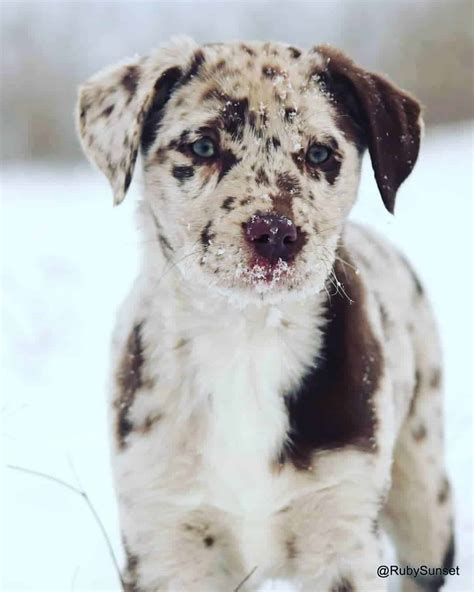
331,577,355,592
114,323,146,449
121,65,140,95
279,248,382,470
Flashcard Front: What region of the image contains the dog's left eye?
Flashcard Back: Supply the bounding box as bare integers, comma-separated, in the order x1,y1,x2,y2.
191,137,217,158
307,144,332,165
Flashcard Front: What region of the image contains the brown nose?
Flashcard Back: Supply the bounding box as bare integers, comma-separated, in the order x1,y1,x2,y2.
243,213,302,264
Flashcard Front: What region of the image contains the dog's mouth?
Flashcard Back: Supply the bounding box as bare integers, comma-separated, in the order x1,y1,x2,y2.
237,256,293,286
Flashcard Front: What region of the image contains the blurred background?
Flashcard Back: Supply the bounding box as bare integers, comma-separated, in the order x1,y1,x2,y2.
1,1,473,591
1,0,473,162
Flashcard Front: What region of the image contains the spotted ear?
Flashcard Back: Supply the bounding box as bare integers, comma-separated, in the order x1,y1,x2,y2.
76,38,198,205
315,45,423,214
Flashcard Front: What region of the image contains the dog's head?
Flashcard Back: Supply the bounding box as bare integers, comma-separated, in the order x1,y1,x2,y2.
77,38,422,302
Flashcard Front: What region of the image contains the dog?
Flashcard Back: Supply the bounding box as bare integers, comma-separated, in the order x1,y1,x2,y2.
76,38,454,592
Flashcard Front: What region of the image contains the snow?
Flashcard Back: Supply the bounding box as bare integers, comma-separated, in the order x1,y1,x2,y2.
1,121,473,591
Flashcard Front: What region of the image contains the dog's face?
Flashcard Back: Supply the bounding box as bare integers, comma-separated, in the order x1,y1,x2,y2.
77,39,422,302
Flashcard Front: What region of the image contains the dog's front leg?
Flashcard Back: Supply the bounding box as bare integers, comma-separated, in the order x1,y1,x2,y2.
279,449,390,592
296,526,385,592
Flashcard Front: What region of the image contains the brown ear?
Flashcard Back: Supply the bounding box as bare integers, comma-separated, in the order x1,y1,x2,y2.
315,45,423,214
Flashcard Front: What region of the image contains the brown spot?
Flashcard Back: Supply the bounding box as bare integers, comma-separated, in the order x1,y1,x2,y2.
279,248,382,470
152,147,167,165
240,43,256,56
288,46,302,59
203,535,215,547
378,301,390,333
286,535,297,560
101,104,114,118
284,107,297,122
255,167,269,185
179,49,206,87
140,412,163,434
412,423,427,441
172,165,195,182
430,368,442,390
262,64,285,79
214,58,227,71
265,136,281,152
121,65,140,94
141,66,183,155
331,577,355,592
291,149,307,174
115,324,146,449
222,196,237,211
438,477,450,504
123,541,140,592
201,221,215,249
201,85,221,102
315,45,422,214
217,148,239,181
220,97,249,141
276,172,301,197
321,157,342,185
408,368,422,417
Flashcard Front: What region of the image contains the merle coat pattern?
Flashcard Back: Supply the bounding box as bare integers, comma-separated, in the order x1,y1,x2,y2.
76,38,454,592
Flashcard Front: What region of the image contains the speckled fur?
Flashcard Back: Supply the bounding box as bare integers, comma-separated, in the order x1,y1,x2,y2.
77,38,454,591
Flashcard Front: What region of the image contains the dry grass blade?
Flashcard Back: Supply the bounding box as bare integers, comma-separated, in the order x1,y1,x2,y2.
234,566,258,591
7,464,125,591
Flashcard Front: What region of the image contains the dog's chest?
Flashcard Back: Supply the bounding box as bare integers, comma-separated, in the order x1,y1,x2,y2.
159,301,322,515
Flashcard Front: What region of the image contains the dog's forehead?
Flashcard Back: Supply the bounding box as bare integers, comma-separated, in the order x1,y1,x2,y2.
168,42,333,124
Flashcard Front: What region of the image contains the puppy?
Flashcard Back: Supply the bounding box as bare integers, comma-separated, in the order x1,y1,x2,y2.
76,38,454,592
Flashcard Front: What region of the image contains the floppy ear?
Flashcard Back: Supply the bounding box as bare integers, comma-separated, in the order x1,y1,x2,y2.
76,38,198,205
315,45,423,214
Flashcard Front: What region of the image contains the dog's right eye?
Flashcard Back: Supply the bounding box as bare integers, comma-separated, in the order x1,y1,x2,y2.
191,137,217,158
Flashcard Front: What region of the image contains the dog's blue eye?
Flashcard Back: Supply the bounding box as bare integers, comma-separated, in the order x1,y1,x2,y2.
192,137,217,158
307,144,331,165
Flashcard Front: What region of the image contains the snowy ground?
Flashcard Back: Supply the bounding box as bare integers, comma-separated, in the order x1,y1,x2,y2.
1,121,473,592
